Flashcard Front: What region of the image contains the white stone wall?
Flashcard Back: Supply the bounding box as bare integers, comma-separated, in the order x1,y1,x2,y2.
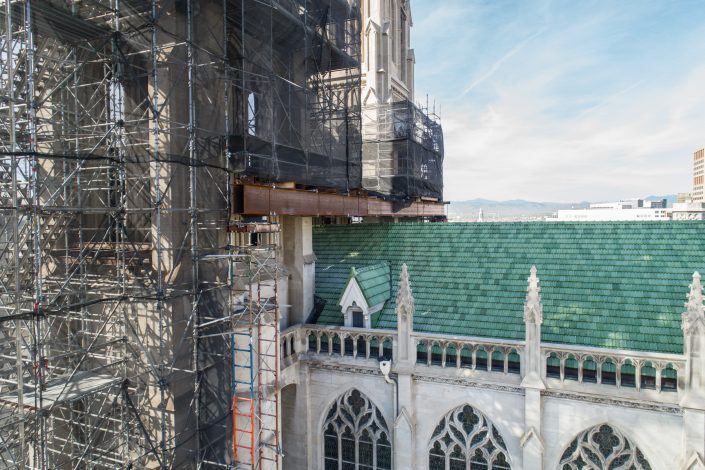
542,396,682,470
411,380,525,469
283,365,684,470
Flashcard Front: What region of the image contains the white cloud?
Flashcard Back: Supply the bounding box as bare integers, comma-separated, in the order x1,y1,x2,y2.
412,1,705,202
441,61,705,201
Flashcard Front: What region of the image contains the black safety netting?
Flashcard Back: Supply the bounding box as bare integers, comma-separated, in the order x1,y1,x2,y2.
228,0,362,192
361,101,444,200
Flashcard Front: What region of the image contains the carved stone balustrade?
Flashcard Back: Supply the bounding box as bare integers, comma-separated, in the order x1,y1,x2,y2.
279,324,686,405
542,344,684,396
413,332,524,376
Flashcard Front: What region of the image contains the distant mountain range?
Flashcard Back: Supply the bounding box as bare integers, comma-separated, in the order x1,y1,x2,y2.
448,195,677,222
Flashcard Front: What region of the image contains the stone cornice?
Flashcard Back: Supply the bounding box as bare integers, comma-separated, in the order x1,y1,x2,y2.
543,389,682,414
412,374,522,394
302,357,682,414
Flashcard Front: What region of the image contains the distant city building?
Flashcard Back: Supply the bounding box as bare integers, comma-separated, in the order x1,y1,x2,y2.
549,199,669,221
671,202,705,220
678,192,693,204
694,148,704,202
589,199,667,209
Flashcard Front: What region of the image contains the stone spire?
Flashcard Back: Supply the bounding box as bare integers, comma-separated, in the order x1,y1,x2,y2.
522,265,545,390
395,263,415,366
683,272,705,336
524,265,543,325
521,265,546,468
396,263,414,323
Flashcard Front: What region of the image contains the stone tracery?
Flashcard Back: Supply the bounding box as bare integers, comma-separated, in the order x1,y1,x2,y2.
559,424,652,470
428,404,511,470
323,389,392,470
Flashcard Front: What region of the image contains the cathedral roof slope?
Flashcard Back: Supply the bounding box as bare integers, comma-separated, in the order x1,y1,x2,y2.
312,222,705,354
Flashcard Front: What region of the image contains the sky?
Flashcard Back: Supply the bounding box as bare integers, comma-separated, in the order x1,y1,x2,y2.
410,0,705,202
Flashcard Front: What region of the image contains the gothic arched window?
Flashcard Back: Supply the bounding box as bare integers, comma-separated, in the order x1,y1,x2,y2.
323,389,392,470
428,404,511,470
559,424,652,470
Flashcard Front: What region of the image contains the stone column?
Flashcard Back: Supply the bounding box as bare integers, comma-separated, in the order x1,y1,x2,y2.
680,272,705,469
520,266,545,470
281,216,316,326
393,264,416,470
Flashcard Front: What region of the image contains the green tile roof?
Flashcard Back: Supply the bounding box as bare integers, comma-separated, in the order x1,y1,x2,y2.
345,262,391,308
313,221,705,354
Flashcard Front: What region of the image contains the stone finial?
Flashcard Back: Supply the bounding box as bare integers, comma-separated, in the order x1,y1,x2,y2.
524,266,543,324
683,272,705,335
396,263,414,321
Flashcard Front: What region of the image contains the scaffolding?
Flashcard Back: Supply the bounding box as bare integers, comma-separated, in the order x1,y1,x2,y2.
0,0,361,468
362,100,444,200
229,246,280,470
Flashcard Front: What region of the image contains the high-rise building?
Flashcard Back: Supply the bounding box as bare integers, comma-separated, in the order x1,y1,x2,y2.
694,147,705,202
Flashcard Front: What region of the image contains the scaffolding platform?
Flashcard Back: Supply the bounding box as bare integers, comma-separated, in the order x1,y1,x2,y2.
0,372,121,410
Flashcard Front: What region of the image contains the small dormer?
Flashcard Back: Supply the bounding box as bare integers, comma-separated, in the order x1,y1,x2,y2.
338,262,391,329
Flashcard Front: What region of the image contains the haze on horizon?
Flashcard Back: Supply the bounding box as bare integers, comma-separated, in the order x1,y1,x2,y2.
411,0,705,203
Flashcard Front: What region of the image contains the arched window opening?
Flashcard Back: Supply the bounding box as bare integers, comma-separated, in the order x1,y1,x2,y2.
641,362,656,390
332,334,341,355
351,308,365,328
582,357,597,383
491,350,504,373
507,349,521,375
247,92,257,136
370,336,383,359
322,389,392,470
344,335,355,356
320,334,330,353
357,336,368,358
559,423,652,470
427,404,511,470
446,343,458,368
417,341,428,365
308,333,317,352
476,348,488,370
620,360,636,388
565,355,579,381
602,359,617,386
460,346,473,369
431,342,443,366
382,337,393,360
662,364,677,392
546,353,561,379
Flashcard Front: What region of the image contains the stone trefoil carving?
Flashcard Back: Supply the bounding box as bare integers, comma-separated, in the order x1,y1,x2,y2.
559,424,652,470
